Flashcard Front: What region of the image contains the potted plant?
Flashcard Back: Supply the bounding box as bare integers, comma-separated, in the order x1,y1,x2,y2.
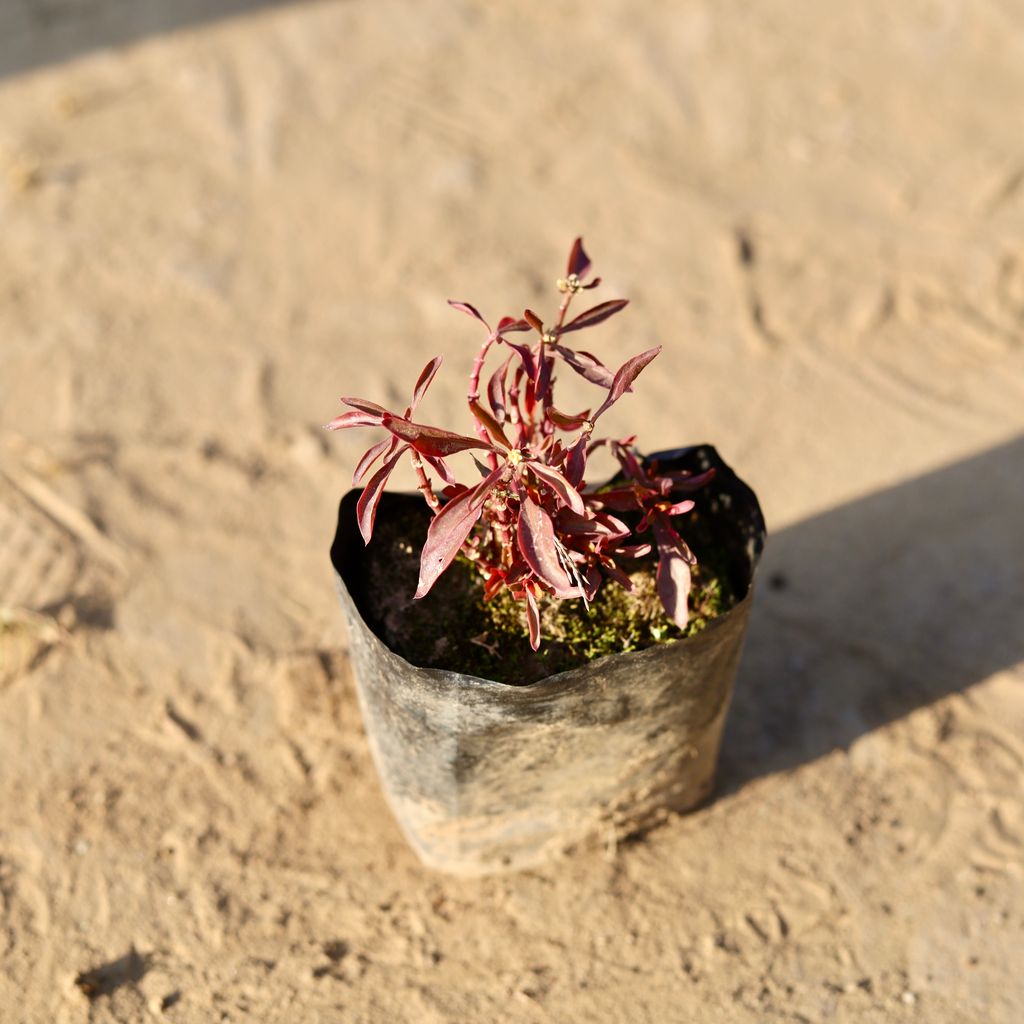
327,240,765,875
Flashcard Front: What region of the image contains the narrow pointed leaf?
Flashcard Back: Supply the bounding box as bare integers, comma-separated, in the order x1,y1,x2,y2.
410,356,443,413
547,405,591,431
666,499,696,517
564,436,588,488
653,518,693,629
601,560,634,590
525,589,541,650
325,409,384,430
517,494,575,596
663,467,717,493
487,355,512,422
352,437,391,485
555,508,612,536
497,316,532,333
341,396,389,416
526,461,585,514
448,300,489,329
383,415,493,457
356,445,407,544
469,464,506,509
594,345,662,419
552,345,617,389
613,443,646,482
567,237,591,280
535,353,553,401
468,399,512,450
499,338,537,382
424,455,457,486
560,298,629,335
590,486,646,512
597,512,631,540
656,548,691,630
414,485,486,599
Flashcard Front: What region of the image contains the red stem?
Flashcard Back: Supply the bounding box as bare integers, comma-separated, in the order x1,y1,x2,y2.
408,449,440,512
468,335,500,472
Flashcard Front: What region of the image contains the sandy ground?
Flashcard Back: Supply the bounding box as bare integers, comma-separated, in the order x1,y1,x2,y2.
1,1,1023,1021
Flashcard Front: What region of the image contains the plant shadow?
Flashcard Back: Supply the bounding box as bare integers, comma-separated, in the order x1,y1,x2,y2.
0,0,317,78
720,434,1024,789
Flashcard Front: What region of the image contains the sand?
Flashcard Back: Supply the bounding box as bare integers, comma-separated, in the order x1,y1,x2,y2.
1,1,1023,1021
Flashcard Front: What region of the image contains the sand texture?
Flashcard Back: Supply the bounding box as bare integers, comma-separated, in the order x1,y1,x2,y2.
1,1,1023,1021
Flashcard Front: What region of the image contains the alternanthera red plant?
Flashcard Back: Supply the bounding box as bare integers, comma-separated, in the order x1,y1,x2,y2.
327,239,713,650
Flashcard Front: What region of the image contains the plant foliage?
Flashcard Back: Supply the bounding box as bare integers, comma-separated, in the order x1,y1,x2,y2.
327,240,713,649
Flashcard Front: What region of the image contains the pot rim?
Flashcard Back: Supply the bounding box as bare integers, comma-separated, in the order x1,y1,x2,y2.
332,443,765,695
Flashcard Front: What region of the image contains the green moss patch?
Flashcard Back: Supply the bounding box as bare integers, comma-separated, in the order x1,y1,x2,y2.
359,503,739,685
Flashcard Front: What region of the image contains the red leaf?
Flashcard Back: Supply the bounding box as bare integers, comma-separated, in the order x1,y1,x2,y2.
613,444,646,482
526,461,585,514
552,345,616,389
590,486,645,513
499,338,537,382
653,518,694,629
566,237,591,280
564,436,588,488
424,455,457,486
662,467,717,493
383,415,493,457
325,409,384,430
410,356,443,413
665,499,696,517
594,346,662,420
523,309,544,334
601,560,634,591
448,300,489,329
559,299,629,335
516,494,577,597
471,463,506,504
656,548,691,629
341,396,388,416
555,508,611,536
497,317,532,333
547,405,591,431
505,560,531,586
468,399,512,450
414,469,502,599
525,588,541,650
535,353,553,402
352,437,392,485
487,355,512,422
356,445,407,543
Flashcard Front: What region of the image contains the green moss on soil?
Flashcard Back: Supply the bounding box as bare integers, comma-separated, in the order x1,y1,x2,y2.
360,504,739,686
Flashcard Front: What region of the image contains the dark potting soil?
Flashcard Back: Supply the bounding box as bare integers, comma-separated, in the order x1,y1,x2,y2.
359,501,740,685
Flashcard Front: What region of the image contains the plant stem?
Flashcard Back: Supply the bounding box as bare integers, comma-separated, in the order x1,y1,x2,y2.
468,335,500,472
409,449,441,512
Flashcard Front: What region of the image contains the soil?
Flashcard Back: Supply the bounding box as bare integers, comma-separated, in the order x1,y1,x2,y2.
360,495,739,684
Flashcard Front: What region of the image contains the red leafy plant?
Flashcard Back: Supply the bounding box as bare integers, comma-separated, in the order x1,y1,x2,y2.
327,239,713,651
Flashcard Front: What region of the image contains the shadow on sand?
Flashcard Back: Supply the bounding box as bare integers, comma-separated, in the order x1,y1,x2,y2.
0,0,309,78
721,433,1024,790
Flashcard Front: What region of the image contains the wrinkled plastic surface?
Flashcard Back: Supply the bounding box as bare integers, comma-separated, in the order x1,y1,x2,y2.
331,445,766,875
